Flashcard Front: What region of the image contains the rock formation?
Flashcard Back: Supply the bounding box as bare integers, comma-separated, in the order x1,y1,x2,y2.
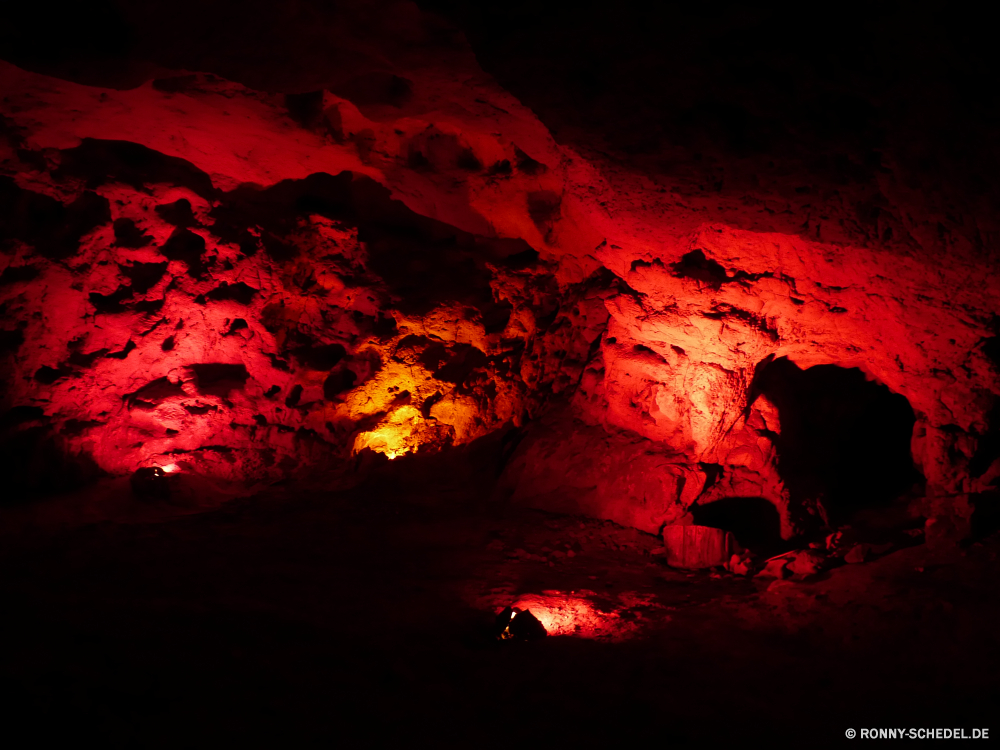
1,0,998,547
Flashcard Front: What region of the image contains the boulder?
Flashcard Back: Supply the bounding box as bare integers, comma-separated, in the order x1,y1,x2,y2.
662,525,741,569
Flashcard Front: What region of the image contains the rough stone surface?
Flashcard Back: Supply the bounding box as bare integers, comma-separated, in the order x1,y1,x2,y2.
1,1,998,543
661,525,740,570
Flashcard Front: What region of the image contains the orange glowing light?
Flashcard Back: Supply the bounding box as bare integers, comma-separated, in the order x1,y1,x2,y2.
160,463,181,473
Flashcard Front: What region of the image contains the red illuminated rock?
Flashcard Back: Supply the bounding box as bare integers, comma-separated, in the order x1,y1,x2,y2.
756,558,792,580
786,550,826,579
661,525,741,570
0,2,997,543
502,410,704,534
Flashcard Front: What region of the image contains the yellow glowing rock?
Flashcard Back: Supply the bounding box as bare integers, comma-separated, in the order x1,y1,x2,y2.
353,405,424,458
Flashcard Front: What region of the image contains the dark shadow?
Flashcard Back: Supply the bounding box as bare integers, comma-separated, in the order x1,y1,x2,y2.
969,401,1000,483
0,177,110,260
56,139,217,199
690,496,782,552
119,261,167,295
970,491,1000,541
190,363,250,397
0,406,103,502
210,170,537,319
751,356,922,526
155,198,199,227
206,281,258,304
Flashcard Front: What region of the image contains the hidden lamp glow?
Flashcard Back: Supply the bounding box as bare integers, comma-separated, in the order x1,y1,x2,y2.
494,606,547,641
130,463,181,500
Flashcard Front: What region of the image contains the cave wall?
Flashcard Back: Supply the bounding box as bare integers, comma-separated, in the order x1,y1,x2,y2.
0,56,604,489
1,0,998,538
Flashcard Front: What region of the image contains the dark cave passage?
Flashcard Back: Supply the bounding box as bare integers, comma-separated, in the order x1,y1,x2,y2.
690,496,783,552
753,357,923,526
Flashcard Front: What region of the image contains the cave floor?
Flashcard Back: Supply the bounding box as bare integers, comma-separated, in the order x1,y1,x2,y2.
0,473,998,747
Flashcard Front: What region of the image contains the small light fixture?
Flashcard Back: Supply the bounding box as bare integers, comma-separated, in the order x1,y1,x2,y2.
130,465,173,500
494,606,547,641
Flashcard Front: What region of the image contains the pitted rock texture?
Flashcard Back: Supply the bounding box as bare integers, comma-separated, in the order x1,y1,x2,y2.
0,128,596,486
1,1,998,540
